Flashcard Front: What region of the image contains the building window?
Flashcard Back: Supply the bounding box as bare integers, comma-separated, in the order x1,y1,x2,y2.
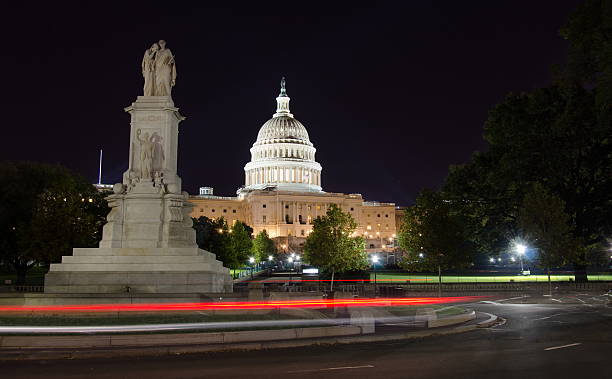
223,209,227,213
285,205,289,209
263,204,267,208
367,225,372,230
263,215,267,223
212,209,215,213
369,244,375,248
233,210,236,213
377,214,381,217
385,214,389,218
350,207,354,211
288,230,292,236
300,230,305,236
316,205,321,210
308,205,311,210
199,208,203,212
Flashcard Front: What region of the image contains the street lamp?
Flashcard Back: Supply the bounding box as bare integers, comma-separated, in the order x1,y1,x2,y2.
288,256,294,283
372,255,379,295
249,256,255,280
515,243,526,273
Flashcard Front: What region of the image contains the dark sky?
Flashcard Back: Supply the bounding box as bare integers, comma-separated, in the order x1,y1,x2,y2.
0,1,582,205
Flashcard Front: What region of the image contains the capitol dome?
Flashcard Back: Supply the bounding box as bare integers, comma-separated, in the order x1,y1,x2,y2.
241,78,322,193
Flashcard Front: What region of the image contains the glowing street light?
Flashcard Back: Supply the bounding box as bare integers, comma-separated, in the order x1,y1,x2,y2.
489,257,495,263
268,255,274,262
418,253,424,258
372,255,380,293
514,243,527,272
249,256,255,280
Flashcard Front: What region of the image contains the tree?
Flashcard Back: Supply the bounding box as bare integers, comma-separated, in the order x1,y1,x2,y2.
229,221,253,270
398,190,473,296
0,161,107,284
252,230,276,263
440,3,612,282
193,218,254,275
192,216,232,267
303,204,367,291
518,184,581,295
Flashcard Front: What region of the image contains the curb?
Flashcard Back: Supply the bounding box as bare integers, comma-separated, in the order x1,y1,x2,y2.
0,312,499,361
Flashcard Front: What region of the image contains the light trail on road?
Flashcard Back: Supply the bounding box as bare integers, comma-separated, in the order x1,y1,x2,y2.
0,296,484,313
0,313,447,334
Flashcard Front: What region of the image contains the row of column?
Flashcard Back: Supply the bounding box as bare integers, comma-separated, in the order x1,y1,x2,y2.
255,147,314,160
246,167,320,187
278,201,329,225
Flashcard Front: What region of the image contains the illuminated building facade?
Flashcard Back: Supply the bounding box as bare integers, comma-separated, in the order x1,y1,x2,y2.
190,80,399,262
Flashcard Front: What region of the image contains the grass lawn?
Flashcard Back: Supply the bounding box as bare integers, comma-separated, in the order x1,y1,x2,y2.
370,273,612,283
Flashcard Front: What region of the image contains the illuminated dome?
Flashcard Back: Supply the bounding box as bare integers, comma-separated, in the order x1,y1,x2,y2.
255,116,311,145
241,78,322,193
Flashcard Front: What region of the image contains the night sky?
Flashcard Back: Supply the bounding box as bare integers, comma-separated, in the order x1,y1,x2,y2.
1,1,582,205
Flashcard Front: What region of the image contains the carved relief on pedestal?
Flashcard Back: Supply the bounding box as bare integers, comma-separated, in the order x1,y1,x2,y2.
135,129,166,183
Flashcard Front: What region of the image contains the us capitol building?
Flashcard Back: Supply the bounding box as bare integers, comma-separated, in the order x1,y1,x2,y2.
189,79,402,263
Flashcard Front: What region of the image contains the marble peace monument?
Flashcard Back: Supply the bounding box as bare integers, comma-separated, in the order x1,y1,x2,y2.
44,40,232,294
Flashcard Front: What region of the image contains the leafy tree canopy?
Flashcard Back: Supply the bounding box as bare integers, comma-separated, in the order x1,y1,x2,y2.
517,183,581,269
304,204,368,287
0,161,107,284
398,189,473,272
230,221,253,268
252,230,276,263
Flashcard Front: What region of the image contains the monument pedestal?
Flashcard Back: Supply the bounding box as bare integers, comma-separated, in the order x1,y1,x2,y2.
44,94,233,295
45,247,231,293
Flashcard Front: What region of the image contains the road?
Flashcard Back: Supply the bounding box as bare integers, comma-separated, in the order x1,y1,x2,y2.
2,294,611,379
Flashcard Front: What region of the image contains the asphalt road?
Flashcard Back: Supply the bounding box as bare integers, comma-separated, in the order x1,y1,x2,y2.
2,294,611,379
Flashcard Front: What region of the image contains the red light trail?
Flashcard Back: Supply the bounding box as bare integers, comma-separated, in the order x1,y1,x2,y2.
248,278,434,283
0,296,483,313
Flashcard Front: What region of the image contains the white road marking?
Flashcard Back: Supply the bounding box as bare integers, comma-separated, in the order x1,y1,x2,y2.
288,365,375,373
550,299,563,303
497,296,526,302
544,342,581,351
533,313,564,321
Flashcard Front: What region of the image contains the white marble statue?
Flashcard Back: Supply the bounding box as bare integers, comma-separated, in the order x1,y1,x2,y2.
141,40,176,97
142,43,159,96
154,40,176,96
137,129,154,180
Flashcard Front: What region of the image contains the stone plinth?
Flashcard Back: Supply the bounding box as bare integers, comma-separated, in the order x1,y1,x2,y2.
45,248,232,294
